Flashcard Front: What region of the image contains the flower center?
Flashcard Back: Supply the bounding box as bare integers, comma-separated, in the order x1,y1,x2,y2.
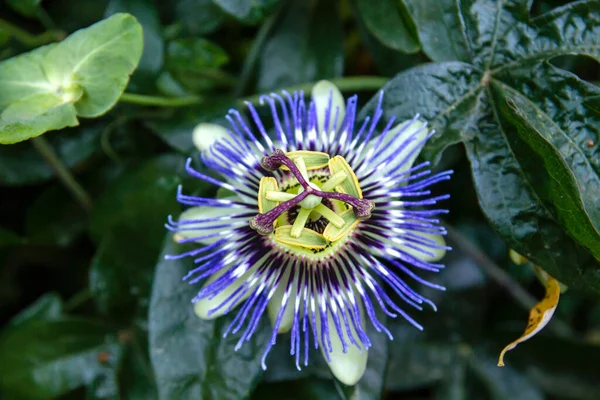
250,150,374,252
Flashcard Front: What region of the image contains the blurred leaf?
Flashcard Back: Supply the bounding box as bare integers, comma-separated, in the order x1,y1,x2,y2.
167,38,229,71
0,13,143,143
6,0,42,18
211,0,278,24
149,235,270,400
0,227,23,247
0,318,120,400
105,0,164,78
25,185,87,247
252,378,340,400
0,122,102,186
258,0,343,91
5,292,63,330
119,331,157,400
144,102,230,153
166,38,232,93
362,1,600,294
89,155,182,320
174,0,226,35
468,353,544,400
355,0,420,54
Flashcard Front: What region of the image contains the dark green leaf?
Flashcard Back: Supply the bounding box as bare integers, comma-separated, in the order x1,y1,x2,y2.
360,61,483,164
25,185,87,247
467,353,544,400
212,0,278,24
174,0,226,35
0,227,23,247
4,292,63,330
6,0,42,18
489,79,600,261
252,378,341,400
355,0,420,54
89,155,181,319
149,235,270,400
258,0,343,91
0,318,120,400
401,0,473,62
0,122,102,186
167,39,229,71
105,0,164,76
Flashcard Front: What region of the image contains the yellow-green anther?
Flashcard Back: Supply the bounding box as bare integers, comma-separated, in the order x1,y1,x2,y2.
291,208,312,238
266,191,296,202
323,209,360,242
294,157,309,182
258,177,280,214
283,150,329,170
328,156,363,199
314,204,345,228
320,171,348,192
275,225,328,249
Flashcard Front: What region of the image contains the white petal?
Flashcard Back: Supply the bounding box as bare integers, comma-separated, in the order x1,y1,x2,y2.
312,80,345,133
267,268,296,334
316,304,368,385
192,122,229,152
176,202,239,245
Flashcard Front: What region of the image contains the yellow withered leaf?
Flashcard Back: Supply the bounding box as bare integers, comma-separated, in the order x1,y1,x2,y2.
497,267,560,367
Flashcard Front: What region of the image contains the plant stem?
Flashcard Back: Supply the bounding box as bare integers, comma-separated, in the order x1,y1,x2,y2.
240,76,388,105
31,136,93,212
119,93,202,107
0,18,64,47
445,223,573,338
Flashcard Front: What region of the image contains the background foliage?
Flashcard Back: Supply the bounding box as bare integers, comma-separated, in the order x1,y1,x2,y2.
1,0,600,399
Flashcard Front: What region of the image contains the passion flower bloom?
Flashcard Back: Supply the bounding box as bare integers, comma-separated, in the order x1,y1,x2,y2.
165,81,452,385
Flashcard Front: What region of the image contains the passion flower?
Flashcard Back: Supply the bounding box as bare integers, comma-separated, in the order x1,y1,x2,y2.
165,81,452,385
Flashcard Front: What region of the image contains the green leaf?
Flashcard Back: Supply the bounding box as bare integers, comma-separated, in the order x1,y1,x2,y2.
4,292,63,330
490,79,600,261
149,235,270,400
89,155,181,319
6,0,42,18
167,38,229,71
0,13,143,143
258,0,343,91
0,318,120,399
105,0,164,76
174,0,226,35
355,0,420,54
212,0,279,24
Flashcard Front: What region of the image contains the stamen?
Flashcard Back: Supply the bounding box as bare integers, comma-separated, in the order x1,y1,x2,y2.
266,191,296,202
291,208,311,238
314,204,345,228
320,171,347,192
